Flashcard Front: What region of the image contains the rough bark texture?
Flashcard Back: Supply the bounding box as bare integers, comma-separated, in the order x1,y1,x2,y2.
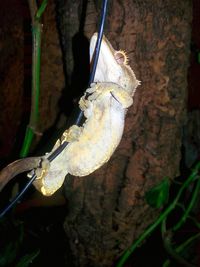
0,0,192,266
36,0,65,147
57,1,192,266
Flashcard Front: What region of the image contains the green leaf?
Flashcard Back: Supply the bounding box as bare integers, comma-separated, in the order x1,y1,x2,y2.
145,177,170,208
15,250,40,267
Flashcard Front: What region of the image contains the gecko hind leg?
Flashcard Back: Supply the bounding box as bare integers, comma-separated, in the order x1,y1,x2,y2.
62,125,83,143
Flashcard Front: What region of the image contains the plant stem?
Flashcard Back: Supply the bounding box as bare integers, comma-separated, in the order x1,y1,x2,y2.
173,177,200,231
36,0,48,20
116,162,200,267
20,0,47,157
163,232,200,267
161,219,196,267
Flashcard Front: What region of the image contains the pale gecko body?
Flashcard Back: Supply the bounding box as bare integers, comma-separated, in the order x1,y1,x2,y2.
30,33,140,196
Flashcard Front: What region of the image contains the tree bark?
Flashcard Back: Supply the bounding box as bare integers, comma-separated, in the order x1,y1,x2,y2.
0,0,193,266
56,0,192,266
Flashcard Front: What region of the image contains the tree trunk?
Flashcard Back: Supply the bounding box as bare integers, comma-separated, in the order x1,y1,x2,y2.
0,0,193,266
56,0,192,266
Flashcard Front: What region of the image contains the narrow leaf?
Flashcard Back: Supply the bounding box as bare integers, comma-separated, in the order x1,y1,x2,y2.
145,177,170,208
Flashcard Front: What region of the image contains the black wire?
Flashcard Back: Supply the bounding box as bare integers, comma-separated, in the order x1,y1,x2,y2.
89,1,108,84
74,0,108,125
47,0,108,161
0,174,37,218
0,0,109,218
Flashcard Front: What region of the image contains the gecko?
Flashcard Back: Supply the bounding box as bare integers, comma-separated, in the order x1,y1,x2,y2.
30,33,140,196
0,33,140,196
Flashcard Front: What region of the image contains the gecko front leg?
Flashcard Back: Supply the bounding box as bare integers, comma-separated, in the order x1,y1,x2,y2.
86,82,133,109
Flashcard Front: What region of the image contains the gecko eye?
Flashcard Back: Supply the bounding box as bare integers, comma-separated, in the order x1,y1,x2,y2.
114,50,129,65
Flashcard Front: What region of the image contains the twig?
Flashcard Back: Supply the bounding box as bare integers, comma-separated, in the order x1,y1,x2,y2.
0,157,41,192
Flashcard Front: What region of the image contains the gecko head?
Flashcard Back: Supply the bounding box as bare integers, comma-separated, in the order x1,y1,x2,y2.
90,33,140,96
